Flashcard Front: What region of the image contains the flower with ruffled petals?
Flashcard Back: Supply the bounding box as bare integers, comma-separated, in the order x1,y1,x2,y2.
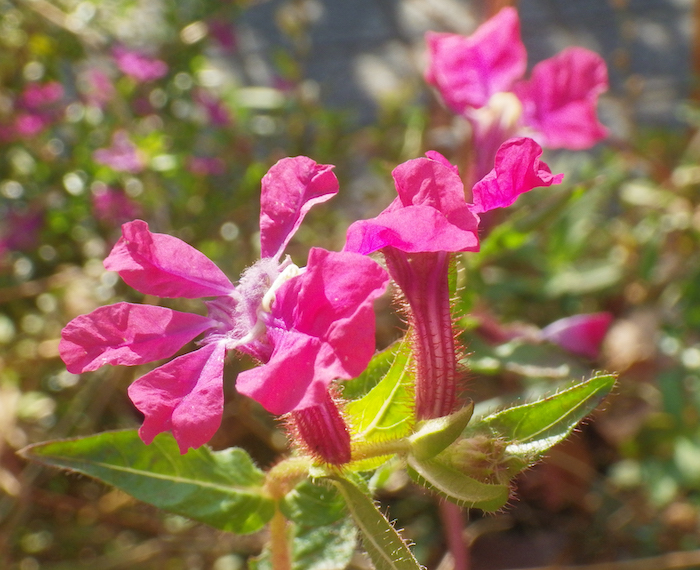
60,157,389,455
346,138,563,419
425,7,608,181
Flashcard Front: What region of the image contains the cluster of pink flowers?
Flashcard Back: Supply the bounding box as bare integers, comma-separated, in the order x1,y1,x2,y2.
59,8,611,462
61,138,564,459
0,81,65,141
425,7,608,182
61,157,389,455
112,46,168,83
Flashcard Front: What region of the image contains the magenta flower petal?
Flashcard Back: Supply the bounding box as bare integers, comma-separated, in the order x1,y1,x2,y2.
59,303,213,373
345,157,480,254
236,331,326,415
237,248,389,414
514,47,608,149
346,205,479,254
541,312,613,360
128,342,226,453
424,7,526,112
259,157,339,260
470,137,564,214
104,220,235,298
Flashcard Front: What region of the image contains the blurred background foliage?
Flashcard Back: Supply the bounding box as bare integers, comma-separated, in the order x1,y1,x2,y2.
1,0,700,569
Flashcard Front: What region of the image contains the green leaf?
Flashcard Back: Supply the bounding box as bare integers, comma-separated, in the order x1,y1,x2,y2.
407,455,509,512
409,402,474,460
280,479,347,527
343,341,400,400
329,475,421,570
346,339,414,443
20,430,274,534
471,373,616,460
250,517,357,570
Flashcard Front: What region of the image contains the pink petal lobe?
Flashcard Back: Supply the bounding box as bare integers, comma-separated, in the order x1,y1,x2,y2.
104,220,234,298
128,342,226,453
541,312,613,360
470,137,564,214
424,7,526,112
59,303,213,373
237,248,389,414
259,156,339,259
514,47,608,149
236,331,328,415
345,205,479,254
345,156,479,254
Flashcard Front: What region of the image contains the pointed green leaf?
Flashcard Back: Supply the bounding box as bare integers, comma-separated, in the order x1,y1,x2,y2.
409,402,474,460
407,455,509,512
329,475,421,570
472,373,616,459
20,430,274,534
343,341,401,400
250,517,357,570
280,479,347,527
346,339,414,443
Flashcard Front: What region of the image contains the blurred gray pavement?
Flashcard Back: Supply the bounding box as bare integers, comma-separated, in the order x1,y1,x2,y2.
236,0,693,136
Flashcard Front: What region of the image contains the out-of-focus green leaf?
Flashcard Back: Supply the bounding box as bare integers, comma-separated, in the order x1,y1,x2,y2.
545,261,623,296
462,337,590,379
20,430,274,534
249,517,357,570
470,373,616,460
280,479,346,527
329,475,421,570
407,455,509,512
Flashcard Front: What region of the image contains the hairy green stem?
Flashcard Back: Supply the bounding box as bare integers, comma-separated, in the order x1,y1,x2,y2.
270,508,292,570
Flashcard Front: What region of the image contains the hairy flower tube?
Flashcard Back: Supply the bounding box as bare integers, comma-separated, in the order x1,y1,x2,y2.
425,7,608,181
346,138,563,419
60,157,389,457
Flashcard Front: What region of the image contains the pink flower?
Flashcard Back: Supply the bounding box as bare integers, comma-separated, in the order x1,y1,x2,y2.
346,138,563,419
425,8,608,180
13,113,49,137
19,81,64,110
541,312,613,360
2,81,67,139
113,46,168,82
60,157,389,454
91,187,141,224
93,130,146,173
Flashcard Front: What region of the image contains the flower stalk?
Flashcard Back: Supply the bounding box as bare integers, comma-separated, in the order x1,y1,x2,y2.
270,508,292,570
